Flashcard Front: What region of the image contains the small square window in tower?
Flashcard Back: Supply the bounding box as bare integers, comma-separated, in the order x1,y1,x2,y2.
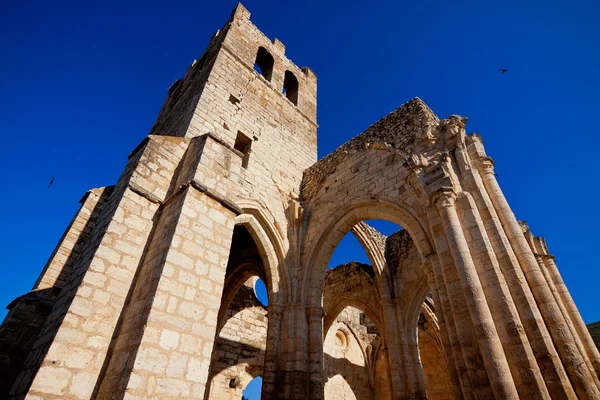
234,131,252,169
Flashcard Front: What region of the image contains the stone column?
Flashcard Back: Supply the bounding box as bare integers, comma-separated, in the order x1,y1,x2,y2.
396,300,426,400
465,138,576,398
455,192,550,399
307,306,325,400
535,255,600,388
477,158,600,399
262,303,283,400
278,303,309,400
423,259,464,399
435,191,519,399
543,255,600,377
380,297,408,399
430,211,489,398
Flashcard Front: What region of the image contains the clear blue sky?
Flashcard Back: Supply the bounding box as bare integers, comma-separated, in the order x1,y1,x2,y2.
1,0,599,396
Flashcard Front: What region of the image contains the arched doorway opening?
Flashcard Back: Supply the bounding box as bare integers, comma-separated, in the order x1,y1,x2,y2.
302,199,451,399
417,294,453,400
206,225,270,399
323,305,383,400
321,220,402,400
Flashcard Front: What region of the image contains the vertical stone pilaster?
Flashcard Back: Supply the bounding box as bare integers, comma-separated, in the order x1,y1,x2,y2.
455,192,550,399
391,297,426,400
307,306,325,400
430,214,487,398
423,259,464,400
262,303,283,400
277,303,309,400
380,298,408,399
535,254,600,389
543,256,600,377
435,191,519,399
465,140,576,397
477,158,600,399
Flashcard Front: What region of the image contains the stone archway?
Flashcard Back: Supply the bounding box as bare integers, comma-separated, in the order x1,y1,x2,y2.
289,99,599,399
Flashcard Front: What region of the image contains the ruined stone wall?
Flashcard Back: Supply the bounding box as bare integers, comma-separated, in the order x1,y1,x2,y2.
207,282,268,399
385,229,425,300
418,309,452,400
323,262,381,333
301,98,437,202
0,186,113,397
4,5,318,399
34,187,114,291
324,306,378,400
9,140,166,399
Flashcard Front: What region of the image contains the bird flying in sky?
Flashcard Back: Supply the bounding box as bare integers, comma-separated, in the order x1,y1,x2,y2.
48,176,54,188
499,69,508,74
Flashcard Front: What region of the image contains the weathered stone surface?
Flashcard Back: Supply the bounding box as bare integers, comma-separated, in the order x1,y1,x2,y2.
1,3,599,400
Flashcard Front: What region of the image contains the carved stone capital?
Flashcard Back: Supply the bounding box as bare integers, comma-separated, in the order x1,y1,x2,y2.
380,297,395,307
542,254,556,262
307,306,325,319
475,156,495,174
431,190,457,209
267,304,284,319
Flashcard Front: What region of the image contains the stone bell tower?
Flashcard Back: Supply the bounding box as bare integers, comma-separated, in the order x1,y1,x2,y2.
2,4,318,399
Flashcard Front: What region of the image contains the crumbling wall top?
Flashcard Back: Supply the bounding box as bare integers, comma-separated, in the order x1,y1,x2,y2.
301,98,439,201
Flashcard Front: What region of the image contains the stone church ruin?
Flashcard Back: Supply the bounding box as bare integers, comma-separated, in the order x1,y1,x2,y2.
1,3,599,399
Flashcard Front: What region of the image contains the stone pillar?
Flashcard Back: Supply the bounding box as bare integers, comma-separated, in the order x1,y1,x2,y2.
278,303,309,400
429,210,487,399
380,298,408,399
477,157,600,399
465,138,576,398
404,321,427,400
435,191,519,399
543,255,600,377
423,259,463,399
534,254,600,388
307,306,325,400
455,192,550,399
394,299,426,400
262,303,283,400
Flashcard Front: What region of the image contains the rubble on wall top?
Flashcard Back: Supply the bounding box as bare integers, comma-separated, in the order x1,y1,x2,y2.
325,261,375,279
301,98,439,200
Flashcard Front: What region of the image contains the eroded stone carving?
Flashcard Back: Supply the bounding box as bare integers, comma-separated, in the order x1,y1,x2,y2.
1,3,599,400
